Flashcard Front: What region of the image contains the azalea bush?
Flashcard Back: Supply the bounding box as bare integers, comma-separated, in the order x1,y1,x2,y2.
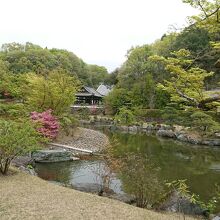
31,110,59,140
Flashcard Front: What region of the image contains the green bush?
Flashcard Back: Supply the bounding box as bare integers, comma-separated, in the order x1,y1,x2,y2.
114,107,135,125
133,108,162,122
190,111,220,133
0,102,27,118
0,119,45,174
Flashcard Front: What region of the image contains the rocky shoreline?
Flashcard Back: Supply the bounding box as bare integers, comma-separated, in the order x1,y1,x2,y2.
116,123,220,147
80,119,220,147
12,127,110,169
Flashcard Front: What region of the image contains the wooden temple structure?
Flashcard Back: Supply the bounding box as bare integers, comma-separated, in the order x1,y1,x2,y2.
75,86,103,105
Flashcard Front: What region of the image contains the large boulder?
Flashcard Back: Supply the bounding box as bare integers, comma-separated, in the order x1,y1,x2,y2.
12,155,35,167
159,191,206,216
202,139,220,146
157,129,176,138
128,126,138,133
176,133,189,142
32,150,73,163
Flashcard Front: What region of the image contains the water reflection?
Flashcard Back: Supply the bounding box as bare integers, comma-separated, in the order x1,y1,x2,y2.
35,131,220,211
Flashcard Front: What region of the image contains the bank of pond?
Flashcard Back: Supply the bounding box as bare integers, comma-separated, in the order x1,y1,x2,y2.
35,130,220,216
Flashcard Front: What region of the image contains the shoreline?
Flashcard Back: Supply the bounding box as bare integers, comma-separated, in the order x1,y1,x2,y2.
80,120,220,147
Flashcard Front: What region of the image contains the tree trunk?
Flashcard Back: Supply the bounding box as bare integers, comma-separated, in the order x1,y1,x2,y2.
0,159,11,175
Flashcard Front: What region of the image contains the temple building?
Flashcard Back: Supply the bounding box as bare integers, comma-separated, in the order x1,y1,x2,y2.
75,86,103,105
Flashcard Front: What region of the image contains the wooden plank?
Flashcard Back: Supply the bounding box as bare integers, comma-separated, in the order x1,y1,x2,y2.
49,143,93,154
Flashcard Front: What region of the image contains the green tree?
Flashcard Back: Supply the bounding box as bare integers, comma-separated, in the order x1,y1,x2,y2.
151,49,215,109
24,69,80,115
86,64,109,88
0,120,43,175
183,0,220,35
104,88,131,114
117,45,153,89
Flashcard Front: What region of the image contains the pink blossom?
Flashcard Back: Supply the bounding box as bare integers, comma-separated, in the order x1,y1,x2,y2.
31,110,59,139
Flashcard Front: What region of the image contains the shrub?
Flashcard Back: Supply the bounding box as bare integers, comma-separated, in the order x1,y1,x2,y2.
120,153,164,208
190,111,220,133
133,108,163,122
0,119,43,174
31,110,59,139
59,112,78,135
0,103,27,118
114,107,135,125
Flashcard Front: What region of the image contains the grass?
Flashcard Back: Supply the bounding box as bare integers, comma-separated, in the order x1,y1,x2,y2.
0,169,199,220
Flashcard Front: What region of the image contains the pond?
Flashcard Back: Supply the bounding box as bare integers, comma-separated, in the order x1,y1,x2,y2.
35,131,220,211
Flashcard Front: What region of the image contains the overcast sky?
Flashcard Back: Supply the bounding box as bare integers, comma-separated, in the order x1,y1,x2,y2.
0,0,198,72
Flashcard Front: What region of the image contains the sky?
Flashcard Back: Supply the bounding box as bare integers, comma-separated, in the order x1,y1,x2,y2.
0,0,198,72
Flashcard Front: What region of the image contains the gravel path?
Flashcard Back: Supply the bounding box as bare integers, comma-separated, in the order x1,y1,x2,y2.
0,171,197,220
56,127,110,152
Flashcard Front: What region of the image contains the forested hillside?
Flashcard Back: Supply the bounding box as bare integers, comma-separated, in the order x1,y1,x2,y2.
0,42,110,89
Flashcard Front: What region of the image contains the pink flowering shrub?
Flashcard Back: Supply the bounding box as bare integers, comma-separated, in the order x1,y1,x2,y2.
30,109,59,139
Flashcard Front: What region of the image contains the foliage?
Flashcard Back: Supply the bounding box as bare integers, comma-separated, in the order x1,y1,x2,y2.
133,108,163,122
0,102,27,119
58,112,78,135
0,42,111,87
0,119,44,174
117,45,153,89
183,0,220,35
86,65,109,88
151,49,213,108
190,110,220,133
31,110,59,140
119,153,164,208
114,107,135,125
75,107,90,120
104,88,131,115
166,179,220,215
24,69,80,115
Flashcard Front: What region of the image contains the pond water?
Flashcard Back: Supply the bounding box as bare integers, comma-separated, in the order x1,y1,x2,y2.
35,131,220,211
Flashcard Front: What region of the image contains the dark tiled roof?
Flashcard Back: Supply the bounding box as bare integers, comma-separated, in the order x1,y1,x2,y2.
76,86,103,97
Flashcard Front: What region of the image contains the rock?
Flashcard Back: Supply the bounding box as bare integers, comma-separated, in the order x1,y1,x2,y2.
187,135,201,145
160,124,172,130
215,133,220,138
159,191,206,216
32,150,73,163
12,155,35,167
128,126,138,133
144,124,155,131
157,130,176,138
142,123,148,129
18,166,37,176
118,126,129,132
212,215,220,220
176,133,188,142
72,183,114,194
173,125,184,133
107,193,136,204
202,139,220,146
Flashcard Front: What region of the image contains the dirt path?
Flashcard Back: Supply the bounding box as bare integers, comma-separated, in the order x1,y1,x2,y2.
0,171,197,220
